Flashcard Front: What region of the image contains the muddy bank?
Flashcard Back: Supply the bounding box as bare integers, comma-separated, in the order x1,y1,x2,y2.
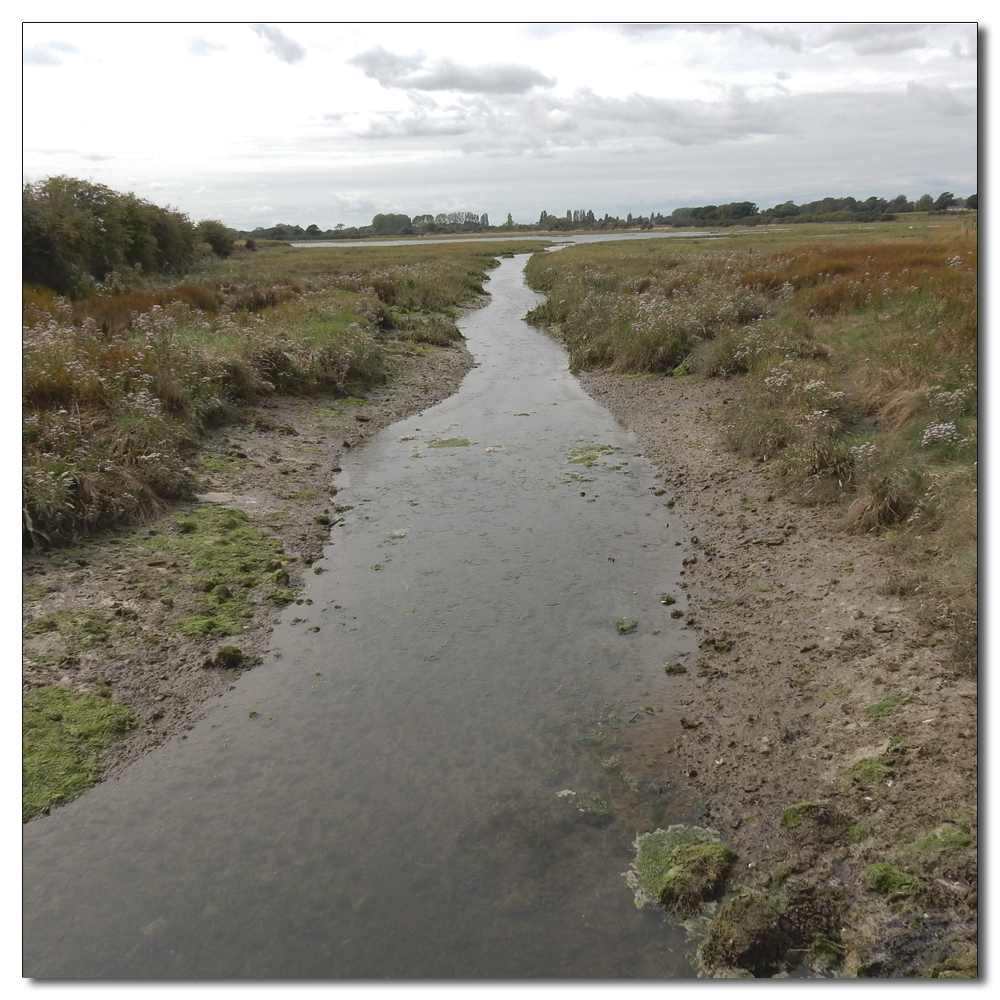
21,325,977,976
578,369,978,977
22,339,475,785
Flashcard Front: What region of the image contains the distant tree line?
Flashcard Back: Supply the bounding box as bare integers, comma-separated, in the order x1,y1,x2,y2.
23,176,236,297
252,192,976,241
240,211,492,241
26,175,977,298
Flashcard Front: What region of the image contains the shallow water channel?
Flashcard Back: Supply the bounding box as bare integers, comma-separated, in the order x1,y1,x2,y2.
24,255,702,978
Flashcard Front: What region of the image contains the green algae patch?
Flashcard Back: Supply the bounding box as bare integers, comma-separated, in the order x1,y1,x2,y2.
863,862,918,900
127,505,283,636
23,686,137,822
615,617,638,635
906,823,973,853
567,443,617,466
845,757,891,787
176,608,250,637
25,608,116,648
427,437,475,448
866,694,908,717
781,800,865,843
624,825,735,913
23,607,143,664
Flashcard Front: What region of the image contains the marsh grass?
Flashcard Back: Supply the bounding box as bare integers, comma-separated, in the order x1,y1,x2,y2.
526,222,977,670
23,241,536,544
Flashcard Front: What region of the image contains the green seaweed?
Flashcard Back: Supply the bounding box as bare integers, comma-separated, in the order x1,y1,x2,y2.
23,686,137,821
845,757,891,786
863,862,918,899
427,437,474,448
625,825,735,913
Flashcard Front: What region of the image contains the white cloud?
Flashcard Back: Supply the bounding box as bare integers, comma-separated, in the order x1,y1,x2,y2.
349,46,555,95
23,41,77,66
251,24,306,65
188,37,226,57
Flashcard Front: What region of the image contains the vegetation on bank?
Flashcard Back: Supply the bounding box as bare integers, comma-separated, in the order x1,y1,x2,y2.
23,238,542,548
23,216,545,818
524,219,977,665
22,176,240,297
23,685,137,821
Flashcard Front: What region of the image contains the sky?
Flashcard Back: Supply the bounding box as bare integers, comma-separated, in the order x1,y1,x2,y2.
22,19,979,231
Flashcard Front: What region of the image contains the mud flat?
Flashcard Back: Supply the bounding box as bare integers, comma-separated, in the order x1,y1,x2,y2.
22,340,476,782
21,325,977,977
578,368,978,978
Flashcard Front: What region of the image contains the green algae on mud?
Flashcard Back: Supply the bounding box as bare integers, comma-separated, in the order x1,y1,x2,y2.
427,437,475,448
567,443,617,466
23,686,137,821
625,825,735,913
128,505,284,637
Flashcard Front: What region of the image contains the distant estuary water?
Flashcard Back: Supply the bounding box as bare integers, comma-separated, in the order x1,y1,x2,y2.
23,254,702,978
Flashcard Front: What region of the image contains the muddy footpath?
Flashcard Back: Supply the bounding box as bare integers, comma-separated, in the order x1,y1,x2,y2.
23,334,977,977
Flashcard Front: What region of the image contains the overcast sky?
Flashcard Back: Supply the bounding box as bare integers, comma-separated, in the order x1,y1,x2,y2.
22,21,978,230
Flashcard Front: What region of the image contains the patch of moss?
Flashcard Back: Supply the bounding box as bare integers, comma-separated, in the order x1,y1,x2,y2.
906,823,973,853
128,505,282,631
23,686,137,821
197,454,251,474
176,607,249,637
781,800,865,842
863,862,918,900
866,694,908,717
845,757,891,787
23,607,131,650
625,825,735,913
615,617,638,635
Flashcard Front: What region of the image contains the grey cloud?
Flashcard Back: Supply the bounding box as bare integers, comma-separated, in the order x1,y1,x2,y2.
359,110,474,139
189,37,226,56
356,85,789,156
619,23,805,51
349,45,554,95
818,23,928,54
82,153,114,161
23,41,77,66
349,46,424,85
743,25,804,52
906,81,975,117
251,24,306,65
622,22,942,55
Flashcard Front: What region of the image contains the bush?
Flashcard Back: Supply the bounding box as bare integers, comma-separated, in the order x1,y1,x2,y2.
197,219,236,258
